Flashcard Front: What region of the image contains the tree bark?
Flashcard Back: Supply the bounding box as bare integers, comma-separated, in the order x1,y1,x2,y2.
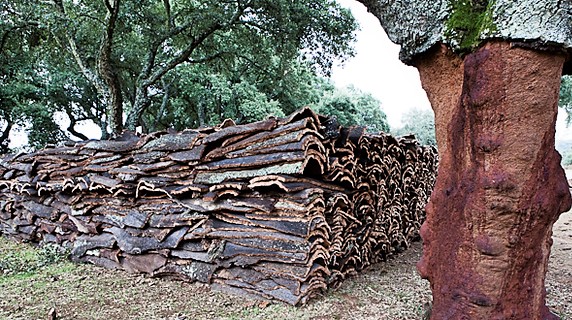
356,0,571,64
415,41,571,319
126,88,150,131
354,0,571,318
98,0,123,137
66,121,89,141
0,119,12,153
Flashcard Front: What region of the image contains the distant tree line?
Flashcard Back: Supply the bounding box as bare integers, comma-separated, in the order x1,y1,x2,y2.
392,108,436,146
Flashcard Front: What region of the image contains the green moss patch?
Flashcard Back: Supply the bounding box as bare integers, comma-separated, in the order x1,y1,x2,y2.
445,0,496,52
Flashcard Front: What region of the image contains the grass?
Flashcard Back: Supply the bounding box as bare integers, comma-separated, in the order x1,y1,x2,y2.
1,231,569,319
0,240,70,278
0,237,432,319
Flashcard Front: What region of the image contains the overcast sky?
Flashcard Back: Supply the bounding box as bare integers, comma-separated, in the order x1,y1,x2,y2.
331,0,431,129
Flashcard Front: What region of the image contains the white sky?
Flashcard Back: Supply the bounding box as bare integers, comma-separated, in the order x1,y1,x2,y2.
331,0,431,129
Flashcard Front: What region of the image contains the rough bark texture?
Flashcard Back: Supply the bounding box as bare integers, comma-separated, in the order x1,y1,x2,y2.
491,1,572,49
0,108,438,305
98,0,123,136
355,0,447,63
415,42,571,319
356,0,572,64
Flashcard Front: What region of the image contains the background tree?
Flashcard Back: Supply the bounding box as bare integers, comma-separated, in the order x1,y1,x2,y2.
313,83,390,133
392,109,436,146
0,1,66,151
560,75,572,124
33,0,356,136
2,0,399,153
1,0,361,150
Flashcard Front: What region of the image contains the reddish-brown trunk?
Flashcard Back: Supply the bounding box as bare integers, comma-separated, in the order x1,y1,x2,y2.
415,41,571,319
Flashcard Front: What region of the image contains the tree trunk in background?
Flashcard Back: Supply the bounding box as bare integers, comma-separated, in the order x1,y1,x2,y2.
415,41,572,319
125,89,150,132
98,0,123,137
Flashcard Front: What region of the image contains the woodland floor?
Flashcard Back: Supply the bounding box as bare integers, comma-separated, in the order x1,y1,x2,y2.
0,213,570,320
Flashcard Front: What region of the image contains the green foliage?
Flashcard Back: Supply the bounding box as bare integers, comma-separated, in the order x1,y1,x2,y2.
0,241,69,276
560,75,572,125
392,109,436,146
147,59,315,131
445,0,496,51
24,106,66,151
0,1,68,151
562,151,572,166
313,84,390,133
1,0,358,148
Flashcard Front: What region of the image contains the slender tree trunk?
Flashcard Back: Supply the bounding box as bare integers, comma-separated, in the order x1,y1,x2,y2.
415,41,571,319
0,120,12,153
98,0,123,137
125,87,150,131
197,100,206,127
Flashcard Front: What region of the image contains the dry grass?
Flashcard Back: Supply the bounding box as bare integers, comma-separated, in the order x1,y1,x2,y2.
0,240,431,320
0,211,570,320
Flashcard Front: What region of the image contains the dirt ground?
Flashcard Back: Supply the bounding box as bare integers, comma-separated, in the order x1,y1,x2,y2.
0,202,571,320
546,209,572,317
0,210,570,320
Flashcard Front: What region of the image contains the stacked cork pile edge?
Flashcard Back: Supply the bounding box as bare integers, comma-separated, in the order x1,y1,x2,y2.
0,108,437,305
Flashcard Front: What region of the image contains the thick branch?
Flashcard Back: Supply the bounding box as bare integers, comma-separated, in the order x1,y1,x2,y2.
0,118,13,154
125,2,248,130
51,0,109,105
138,22,193,83
66,122,89,141
163,0,174,30
142,24,222,88
98,0,123,136
0,22,39,53
143,3,247,88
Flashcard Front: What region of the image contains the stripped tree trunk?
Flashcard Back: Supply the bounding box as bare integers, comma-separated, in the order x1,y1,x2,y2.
415,41,571,319
355,0,571,318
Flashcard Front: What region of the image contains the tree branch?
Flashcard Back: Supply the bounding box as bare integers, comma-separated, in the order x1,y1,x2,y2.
142,2,248,87
103,0,113,11
98,0,123,135
188,52,227,64
139,22,193,82
163,0,174,30
51,0,108,103
152,77,172,131
0,22,40,53
0,117,13,154
126,1,248,130
66,121,89,141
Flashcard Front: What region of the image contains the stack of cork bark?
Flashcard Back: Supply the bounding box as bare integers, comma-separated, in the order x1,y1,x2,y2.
0,108,437,305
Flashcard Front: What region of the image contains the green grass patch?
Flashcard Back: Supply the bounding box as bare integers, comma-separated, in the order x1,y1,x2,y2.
0,236,72,278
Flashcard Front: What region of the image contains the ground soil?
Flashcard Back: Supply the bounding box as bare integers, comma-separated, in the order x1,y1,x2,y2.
546,205,572,318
